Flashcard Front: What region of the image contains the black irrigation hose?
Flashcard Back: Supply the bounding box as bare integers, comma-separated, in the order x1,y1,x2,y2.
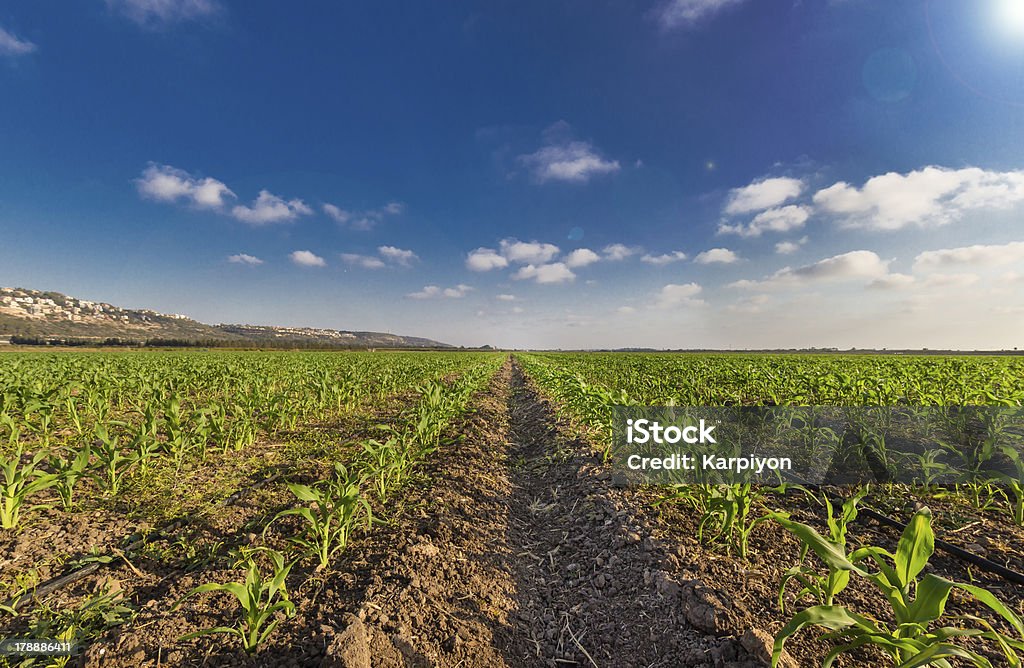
1,535,148,612
1,470,286,613
854,504,1024,586
795,481,1024,586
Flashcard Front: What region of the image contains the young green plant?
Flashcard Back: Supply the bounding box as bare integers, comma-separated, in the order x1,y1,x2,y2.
269,464,372,570
0,447,58,529
772,508,1024,667
176,548,294,654
773,488,866,612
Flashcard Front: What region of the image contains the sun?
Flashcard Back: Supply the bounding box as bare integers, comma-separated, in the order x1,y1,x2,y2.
995,0,1024,37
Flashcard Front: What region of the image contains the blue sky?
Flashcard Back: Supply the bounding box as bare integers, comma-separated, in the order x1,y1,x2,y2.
2,0,1024,349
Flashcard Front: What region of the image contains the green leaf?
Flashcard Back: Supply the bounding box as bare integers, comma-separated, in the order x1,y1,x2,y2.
894,508,934,589
287,483,319,502
770,513,863,576
952,582,1024,638
182,581,250,610
773,605,879,667
823,634,921,668
896,641,991,668
179,626,244,643
907,574,953,625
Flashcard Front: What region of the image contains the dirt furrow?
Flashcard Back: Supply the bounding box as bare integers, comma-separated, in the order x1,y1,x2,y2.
304,357,762,667
497,361,757,668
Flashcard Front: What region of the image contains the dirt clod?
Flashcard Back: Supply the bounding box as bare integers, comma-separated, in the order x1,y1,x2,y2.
320,615,369,668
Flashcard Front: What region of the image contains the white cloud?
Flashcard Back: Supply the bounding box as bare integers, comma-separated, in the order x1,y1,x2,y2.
466,247,509,272
730,250,889,290
513,263,576,284
727,294,772,314
921,273,980,288
868,273,915,290
500,238,561,264
519,134,620,184
322,203,350,224
340,253,386,270
0,26,36,56
407,284,472,299
407,286,441,299
138,164,318,228
340,245,417,269
719,205,810,237
724,177,804,215
106,0,220,26
813,167,1024,231
232,190,312,225
512,306,525,314
617,306,637,314
377,245,418,266
641,251,688,265
227,253,263,266
289,250,325,267
775,236,809,255
655,283,706,309
913,241,1024,271
496,294,519,302
694,248,739,264
565,248,601,268
323,201,403,230
603,244,640,261
136,163,234,210
655,0,746,29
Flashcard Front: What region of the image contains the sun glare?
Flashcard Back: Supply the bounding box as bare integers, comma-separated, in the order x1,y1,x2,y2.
996,0,1024,37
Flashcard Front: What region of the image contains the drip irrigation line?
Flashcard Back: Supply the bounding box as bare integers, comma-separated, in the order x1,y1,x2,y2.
2,470,285,613
795,481,1024,586
855,504,1024,586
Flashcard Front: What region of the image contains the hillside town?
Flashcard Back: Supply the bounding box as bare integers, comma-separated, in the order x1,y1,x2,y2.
0,286,451,348
0,287,191,324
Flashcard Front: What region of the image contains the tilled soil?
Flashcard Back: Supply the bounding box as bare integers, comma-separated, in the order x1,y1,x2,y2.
496,364,755,668
36,357,767,667
334,359,758,668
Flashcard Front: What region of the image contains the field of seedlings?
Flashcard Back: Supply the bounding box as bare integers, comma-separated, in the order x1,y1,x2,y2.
519,353,1024,667
1,349,1023,667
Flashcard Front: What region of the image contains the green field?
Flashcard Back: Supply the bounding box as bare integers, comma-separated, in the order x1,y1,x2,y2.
1,350,1022,667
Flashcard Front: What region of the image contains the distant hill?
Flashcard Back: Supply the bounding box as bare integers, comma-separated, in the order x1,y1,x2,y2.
0,287,452,349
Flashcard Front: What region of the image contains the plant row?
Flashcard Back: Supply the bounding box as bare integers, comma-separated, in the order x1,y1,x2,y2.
167,354,504,653
517,353,1024,667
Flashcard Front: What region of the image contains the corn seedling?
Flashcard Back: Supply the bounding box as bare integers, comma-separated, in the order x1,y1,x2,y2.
361,437,413,503
89,424,136,496
774,488,866,612
772,508,1024,667
995,445,1024,527
176,548,295,654
47,444,92,511
0,447,58,529
909,448,954,491
269,464,372,570
661,482,792,559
